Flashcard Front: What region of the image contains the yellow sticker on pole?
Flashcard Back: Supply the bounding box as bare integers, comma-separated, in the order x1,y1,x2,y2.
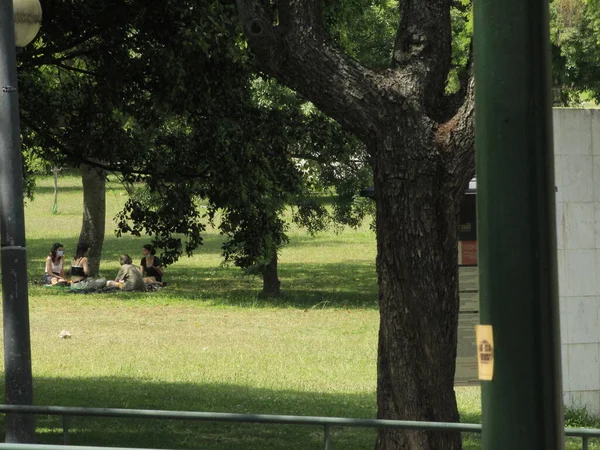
476,325,494,381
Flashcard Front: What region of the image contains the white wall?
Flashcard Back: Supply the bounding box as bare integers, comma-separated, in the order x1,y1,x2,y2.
454,109,600,409
554,108,600,413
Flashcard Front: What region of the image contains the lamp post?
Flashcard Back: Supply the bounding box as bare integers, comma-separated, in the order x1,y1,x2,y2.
0,0,42,443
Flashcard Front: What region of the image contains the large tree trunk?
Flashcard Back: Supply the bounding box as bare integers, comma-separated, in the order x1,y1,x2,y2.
261,249,281,296
373,128,461,449
236,2,475,448
78,164,106,277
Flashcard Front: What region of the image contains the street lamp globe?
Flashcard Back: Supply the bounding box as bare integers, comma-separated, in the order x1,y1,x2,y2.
13,0,42,48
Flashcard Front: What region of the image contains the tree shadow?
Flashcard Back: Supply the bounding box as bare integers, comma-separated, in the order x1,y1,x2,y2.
129,262,377,309
0,377,480,449
1,376,378,450
32,185,85,195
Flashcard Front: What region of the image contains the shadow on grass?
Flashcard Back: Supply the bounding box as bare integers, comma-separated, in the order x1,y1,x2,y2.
0,377,483,450
31,185,85,196
2,377,378,450
1,380,587,450
29,262,378,310
125,261,378,309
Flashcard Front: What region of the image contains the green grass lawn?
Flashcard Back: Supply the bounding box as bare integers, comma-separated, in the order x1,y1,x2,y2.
0,174,596,449
11,174,383,449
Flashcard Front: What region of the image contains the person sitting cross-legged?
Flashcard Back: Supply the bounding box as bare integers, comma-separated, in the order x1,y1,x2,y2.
70,242,90,284
44,242,67,285
107,254,146,292
70,242,106,290
140,244,164,284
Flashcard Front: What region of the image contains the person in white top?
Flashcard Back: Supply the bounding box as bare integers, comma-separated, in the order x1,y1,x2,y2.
44,242,66,285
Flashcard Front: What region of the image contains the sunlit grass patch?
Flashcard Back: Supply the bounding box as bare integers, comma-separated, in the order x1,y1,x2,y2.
0,174,383,448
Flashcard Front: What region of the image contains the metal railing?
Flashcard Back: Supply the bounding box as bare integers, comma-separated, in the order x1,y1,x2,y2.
0,404,598,450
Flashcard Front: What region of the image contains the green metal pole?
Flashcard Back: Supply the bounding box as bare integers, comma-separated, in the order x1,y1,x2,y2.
0,0,35,443
474,0,563,448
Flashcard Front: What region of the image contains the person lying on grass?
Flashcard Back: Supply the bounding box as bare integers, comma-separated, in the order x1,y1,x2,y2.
44,242,67,285
107,254,146,292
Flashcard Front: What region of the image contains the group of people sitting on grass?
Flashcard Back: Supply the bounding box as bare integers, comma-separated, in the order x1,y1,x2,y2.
44,242,164,291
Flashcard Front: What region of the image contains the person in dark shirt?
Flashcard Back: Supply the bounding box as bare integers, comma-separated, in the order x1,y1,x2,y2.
140,244,163,283
70,242,106,290
70,242,90,283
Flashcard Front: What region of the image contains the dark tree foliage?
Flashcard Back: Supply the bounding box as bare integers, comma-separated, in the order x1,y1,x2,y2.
20,1,245,264
20,0,372,278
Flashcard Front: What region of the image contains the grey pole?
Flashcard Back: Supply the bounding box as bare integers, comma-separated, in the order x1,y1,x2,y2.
0,0,36,443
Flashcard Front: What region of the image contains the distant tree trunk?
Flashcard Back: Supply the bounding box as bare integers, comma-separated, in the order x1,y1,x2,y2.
52,166,60,214
78,164,106,277
261,249,281,296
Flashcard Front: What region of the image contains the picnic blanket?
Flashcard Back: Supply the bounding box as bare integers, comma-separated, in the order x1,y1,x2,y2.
43,283,164,294
67,283,164,294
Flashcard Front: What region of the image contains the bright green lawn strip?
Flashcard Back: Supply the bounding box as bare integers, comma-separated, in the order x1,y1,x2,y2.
14,175,383,448
10,302,379,449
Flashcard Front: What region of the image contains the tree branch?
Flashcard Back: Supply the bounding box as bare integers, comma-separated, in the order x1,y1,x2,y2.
54,62,99,77
439,76,475,196
289,150,364,164
392,0,453,115
441,40,474,120
21,115,212,182
19,28,105,65
19,34,130,70
277,0,323,34
236,0,398,141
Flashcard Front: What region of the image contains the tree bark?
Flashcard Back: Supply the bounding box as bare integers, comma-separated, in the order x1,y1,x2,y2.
372,125,461,449
236,2,475,448
261,249,281,296
78,164,106,277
